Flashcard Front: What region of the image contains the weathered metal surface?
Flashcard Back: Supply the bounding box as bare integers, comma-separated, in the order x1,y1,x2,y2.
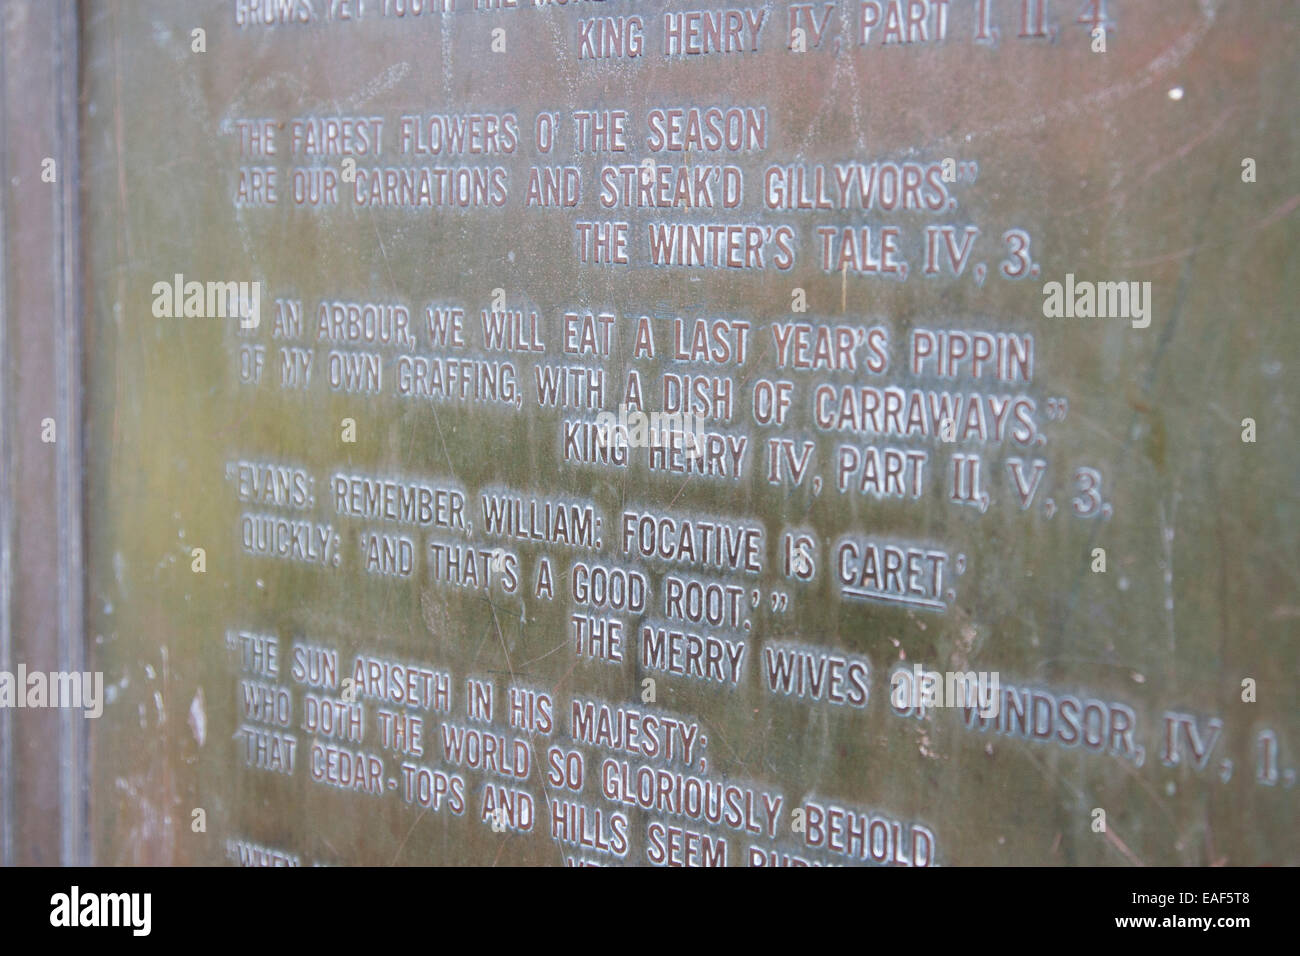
73,0,1297,866
0,0,85,866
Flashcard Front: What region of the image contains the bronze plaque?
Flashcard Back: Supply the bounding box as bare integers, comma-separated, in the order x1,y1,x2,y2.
67,0,1298,866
